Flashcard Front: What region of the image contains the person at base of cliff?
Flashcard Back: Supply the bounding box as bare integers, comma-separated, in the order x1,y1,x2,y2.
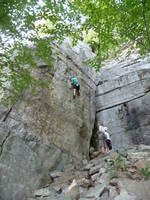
99,124,112,154
71,76,80,99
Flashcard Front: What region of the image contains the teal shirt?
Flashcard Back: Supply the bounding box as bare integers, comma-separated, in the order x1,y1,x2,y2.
71,77,79,86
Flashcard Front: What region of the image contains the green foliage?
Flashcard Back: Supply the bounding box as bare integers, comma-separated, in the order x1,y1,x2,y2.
107,153,127,179
125,124,133,132
140,166,150,179
117,0,150,54
73,0,120,67
107,164,119,180
34,38,53,66
1,0,150,105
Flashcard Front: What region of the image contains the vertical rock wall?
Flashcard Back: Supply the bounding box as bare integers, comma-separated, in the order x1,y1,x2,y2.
1,38,150,200
0,39,97,200
96,57,150,150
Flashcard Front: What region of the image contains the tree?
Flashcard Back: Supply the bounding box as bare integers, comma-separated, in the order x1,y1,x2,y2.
0,0,81,105
117,0,150,54
0,0,150,105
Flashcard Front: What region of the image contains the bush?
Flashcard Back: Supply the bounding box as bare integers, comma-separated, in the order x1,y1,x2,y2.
107,153,127,179
140,166,150,179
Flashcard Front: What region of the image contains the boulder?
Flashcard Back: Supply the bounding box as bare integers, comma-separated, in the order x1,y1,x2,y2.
114,191,136,200
0,135,42,200
85,184,106,199
64,179,80,200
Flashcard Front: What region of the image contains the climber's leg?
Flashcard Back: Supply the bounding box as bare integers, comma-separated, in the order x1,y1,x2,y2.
105,139,112,154
73,88,76,98
101,146,105,154
101,136,106,154
77,85,80,96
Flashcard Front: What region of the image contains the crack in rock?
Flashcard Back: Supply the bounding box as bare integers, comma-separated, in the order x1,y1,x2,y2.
0,131,11,157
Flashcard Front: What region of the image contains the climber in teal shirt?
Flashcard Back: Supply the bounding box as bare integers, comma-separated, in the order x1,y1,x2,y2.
71,76,80,99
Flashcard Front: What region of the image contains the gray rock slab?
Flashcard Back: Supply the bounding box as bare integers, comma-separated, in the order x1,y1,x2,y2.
85,184,106,199
0,38,97,199
34,188,52,197
114,192,136,200
120,178,150,200
96,58,150,150
89,163,103,175
0,135,42,200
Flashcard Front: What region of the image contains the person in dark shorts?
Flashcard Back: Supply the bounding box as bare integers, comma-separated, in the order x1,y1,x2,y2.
105,137,112,151
99,125,112,154
71,76,80,98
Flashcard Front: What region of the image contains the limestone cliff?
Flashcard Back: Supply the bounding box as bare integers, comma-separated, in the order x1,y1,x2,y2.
0,38,150,200
96,57,150,150
0,39,97,200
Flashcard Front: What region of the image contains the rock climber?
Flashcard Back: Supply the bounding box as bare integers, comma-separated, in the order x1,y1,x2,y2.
98,124,112,154
71,76,80,99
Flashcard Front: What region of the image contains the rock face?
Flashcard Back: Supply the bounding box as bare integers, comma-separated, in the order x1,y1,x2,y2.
1,38,150,200
0,39,97,200
96,57,150,150
28,145,150,200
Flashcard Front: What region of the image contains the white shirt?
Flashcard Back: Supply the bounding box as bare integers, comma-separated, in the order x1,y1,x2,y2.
99,125,110,140
99,125,108,134
103,131,110,140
